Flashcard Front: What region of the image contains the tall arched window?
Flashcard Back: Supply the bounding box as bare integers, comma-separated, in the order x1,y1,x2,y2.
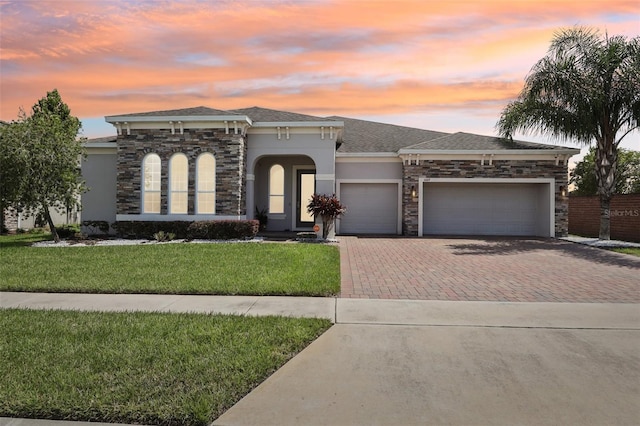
142,153,161,214
169,153,188,214
269,164,285,214
196,153,216,214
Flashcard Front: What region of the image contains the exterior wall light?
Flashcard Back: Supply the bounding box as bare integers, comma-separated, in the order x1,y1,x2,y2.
559,186,567,197
411,185,417,201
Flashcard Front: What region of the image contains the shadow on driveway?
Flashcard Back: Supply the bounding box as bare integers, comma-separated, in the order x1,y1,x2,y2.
445,237,640,269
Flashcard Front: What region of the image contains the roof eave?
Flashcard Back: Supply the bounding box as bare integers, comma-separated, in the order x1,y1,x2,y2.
336,152,399,157
105,115,253,125
251,121,344,128
397,148,580,155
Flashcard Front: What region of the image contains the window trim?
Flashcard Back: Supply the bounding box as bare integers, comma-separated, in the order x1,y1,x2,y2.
142,153,161,214
169,153,189,214
196,152,216,214
269,163,285,214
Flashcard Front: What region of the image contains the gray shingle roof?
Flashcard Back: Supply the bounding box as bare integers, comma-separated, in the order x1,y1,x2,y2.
109,106,242,117
102,105,576,153
86,135,117,143
402,132,570,151
230,106,335,123
329,116,449,153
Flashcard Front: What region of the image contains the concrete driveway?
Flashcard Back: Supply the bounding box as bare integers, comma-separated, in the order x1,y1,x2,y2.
214,300,640,426
339,237,640,302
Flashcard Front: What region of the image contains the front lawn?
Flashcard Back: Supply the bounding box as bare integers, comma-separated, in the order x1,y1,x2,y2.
0,234,340,296
610,247,640,257
0,309,331,425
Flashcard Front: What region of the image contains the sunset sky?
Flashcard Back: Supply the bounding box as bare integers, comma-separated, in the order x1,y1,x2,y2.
1,0,638,157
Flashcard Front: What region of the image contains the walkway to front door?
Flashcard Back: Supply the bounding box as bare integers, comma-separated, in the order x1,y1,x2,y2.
339,237,640,303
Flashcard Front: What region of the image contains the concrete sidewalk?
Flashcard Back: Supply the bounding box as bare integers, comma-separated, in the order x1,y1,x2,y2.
2,293,639,426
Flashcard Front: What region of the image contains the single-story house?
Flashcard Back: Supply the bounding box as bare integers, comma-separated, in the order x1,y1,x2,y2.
81,106,579,237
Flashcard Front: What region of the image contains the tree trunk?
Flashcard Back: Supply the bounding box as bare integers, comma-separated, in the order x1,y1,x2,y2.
595,138,617,240
321,215,333,240
43,203,60,243
599,195,611,240
0,199,5,234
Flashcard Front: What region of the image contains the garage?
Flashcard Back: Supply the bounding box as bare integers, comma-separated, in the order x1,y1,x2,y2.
338,182,400,234
422,182,551,237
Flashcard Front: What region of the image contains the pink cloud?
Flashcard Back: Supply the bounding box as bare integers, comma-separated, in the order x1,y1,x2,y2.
1,0,638,139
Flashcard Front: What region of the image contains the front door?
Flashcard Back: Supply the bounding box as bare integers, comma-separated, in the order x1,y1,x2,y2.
296,169,316,228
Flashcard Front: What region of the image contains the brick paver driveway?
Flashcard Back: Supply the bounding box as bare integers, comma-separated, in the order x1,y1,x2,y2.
339,237,639,303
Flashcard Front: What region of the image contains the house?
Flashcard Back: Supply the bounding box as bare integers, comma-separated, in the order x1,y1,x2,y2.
81,106,579,237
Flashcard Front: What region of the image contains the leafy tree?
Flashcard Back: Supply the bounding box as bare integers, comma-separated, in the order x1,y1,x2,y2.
497,27,639,239
0,90,85,241
571,147,640,195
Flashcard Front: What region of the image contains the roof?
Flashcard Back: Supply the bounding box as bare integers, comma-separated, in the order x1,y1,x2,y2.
402,132,571,151
230,106,335,123
102,105,578,154
108,106,242,118
329,116,449,153
86,135,117,143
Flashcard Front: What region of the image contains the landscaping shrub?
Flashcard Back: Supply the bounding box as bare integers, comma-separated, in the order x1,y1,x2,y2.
56,224,81,239
113,220,259,240
187,220,259,240
81,220,111,236
113,221,192,239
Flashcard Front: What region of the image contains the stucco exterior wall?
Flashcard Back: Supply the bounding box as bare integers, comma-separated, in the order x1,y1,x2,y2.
335,160,402,180
81,152,117,225
402,159,569,237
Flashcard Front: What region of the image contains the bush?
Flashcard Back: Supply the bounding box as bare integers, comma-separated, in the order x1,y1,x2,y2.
56,224,81,239
153,231,176,242
113,221,192,239
113,220,259,240
187,220,259,240
82,220,111,235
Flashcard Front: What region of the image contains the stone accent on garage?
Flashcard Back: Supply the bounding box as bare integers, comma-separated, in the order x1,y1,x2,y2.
402,160,569,237
116,128,246,216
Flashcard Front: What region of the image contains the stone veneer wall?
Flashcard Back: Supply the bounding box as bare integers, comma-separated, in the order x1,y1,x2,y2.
117,128,246,216
402,160,569,237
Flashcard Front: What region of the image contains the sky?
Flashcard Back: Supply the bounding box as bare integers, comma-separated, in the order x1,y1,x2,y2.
1,0,638,160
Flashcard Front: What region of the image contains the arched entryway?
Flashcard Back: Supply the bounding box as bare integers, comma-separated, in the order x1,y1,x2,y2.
250,155,318,231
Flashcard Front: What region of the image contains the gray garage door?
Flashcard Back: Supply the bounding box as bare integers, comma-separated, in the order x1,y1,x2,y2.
339,183,399,234
423,182,550,236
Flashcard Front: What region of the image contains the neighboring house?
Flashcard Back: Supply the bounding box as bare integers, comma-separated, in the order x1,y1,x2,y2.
81,106,579,237
2,207,78,232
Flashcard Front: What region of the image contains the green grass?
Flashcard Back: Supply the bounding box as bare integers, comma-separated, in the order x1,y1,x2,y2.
0,308,332,425
610,247,640,257
0,234,340,296
0,232,52,248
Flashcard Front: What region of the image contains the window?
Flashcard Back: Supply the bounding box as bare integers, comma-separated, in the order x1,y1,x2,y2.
269,164,285,214
196,153,216,214
142,153,161,213
169,153,188,214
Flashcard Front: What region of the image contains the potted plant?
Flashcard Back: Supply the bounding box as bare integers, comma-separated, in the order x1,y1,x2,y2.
255,206,268,231
306,193,346,240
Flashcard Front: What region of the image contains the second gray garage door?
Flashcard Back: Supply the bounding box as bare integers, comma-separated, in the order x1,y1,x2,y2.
422,182,551,236
339,183,399,234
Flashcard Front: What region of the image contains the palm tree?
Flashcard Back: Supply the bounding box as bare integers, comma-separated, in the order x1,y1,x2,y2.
497,27,639,240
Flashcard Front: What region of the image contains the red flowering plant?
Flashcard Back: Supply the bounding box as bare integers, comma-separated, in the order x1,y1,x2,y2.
306,193,346,239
